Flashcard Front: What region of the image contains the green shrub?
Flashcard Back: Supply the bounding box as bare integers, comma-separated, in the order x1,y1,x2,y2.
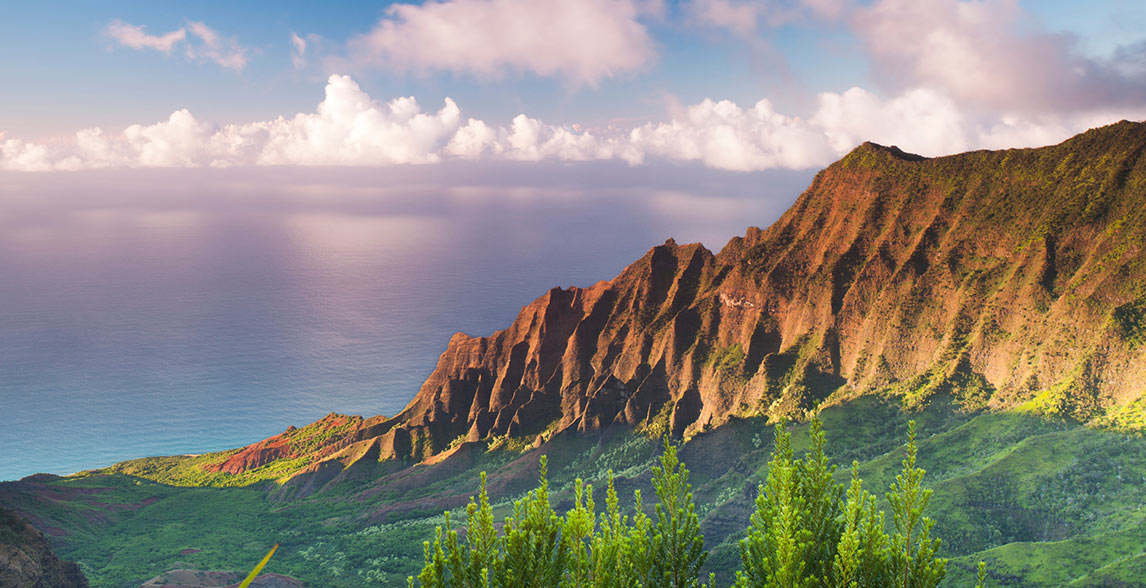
410,421,967,588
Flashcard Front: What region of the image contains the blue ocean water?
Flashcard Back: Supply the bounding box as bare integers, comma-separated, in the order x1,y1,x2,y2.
0,162,812,481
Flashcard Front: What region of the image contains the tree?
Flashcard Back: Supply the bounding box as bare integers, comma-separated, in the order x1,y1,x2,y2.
414,471,502,588
797,418,843,584
886,422,947,588
648,437,709,588
589,472,648,588
974,560,988,588
736,421,813,588
411,420,960,588
499,456,566,588
561,478,594,588
832,462,890,588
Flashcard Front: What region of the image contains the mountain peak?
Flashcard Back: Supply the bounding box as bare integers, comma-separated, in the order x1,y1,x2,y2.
855,141,928,161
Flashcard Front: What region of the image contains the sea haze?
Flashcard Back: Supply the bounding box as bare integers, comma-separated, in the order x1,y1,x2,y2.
0,161,814,481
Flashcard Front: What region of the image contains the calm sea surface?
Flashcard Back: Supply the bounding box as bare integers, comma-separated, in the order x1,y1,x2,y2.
0,162,812,481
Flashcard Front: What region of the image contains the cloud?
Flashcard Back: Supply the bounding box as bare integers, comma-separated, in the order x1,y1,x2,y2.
687,0,762,37
249,76,462,165
184,21,248,71
683,0,1146,117
291,33,308,69
852,0,1146,114
628,98,836,170
686,0,849,36
103,19,249,71
104,20,186,53
2,75,1142,172
346,0,657,86
811,87,969,156
1,138,54,172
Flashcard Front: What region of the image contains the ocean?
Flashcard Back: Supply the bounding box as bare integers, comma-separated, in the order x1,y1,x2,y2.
0,162,812,481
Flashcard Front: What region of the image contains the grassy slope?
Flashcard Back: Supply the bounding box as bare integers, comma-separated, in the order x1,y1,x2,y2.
94,414,365,487
6,396,1146,587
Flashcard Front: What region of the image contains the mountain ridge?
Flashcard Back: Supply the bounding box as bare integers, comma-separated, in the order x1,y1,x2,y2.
97,120,1146,491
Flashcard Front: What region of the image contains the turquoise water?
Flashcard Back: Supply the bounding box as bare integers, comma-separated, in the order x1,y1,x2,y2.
0,162,812,481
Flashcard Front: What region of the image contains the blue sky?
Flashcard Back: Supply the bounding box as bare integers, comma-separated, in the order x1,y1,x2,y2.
2,0,1145,171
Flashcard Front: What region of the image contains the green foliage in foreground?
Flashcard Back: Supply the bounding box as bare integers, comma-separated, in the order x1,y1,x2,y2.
412,421,968,588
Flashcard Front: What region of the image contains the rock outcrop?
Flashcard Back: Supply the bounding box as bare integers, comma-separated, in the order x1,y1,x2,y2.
0,508,89,588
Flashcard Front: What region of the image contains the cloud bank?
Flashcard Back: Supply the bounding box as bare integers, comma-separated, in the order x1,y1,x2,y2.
2,75,1143,172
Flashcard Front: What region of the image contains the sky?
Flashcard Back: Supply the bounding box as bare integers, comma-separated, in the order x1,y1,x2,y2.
2,0,1146,172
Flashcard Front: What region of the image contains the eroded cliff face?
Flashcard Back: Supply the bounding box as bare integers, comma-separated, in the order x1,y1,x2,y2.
187,121,1146,488
368,122,1146,458
0,508,89,588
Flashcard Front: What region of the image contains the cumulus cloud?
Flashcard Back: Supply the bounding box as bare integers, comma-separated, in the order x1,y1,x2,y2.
628,98,836,170
812,87,969,156
347,0,657,86
2,75,1142,172
1,76,463,170
250,76,462,165
104,19,249,71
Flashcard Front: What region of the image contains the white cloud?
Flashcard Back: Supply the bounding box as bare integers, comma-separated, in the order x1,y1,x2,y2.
445,119,499,158
347,0,657,86
2,75,1142,172
1,138,54,172
103,19,249,71
104,20,187,53
628,98,836,170
249,76,463,165
811,87,969,156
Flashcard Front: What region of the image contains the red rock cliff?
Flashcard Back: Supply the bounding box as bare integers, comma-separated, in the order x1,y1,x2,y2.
192,121,1146,486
